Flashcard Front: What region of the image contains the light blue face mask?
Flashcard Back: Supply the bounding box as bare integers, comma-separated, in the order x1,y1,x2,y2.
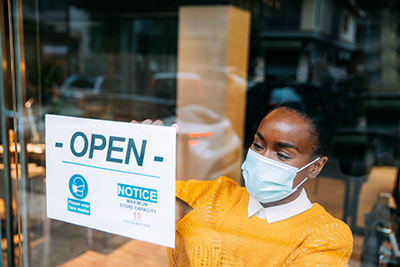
241,149,320,204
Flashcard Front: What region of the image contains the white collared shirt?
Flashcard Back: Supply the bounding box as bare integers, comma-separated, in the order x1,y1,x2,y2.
248,189,313,223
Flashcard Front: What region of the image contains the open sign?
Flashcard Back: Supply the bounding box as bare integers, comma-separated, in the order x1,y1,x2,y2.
45,115,176,247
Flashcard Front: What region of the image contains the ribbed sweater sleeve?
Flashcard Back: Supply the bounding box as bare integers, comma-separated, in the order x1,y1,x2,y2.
175,208,243,267
283,214,353,266
170,177,243,266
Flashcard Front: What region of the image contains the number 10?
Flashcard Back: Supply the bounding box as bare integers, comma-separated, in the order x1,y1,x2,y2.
133,212,141,220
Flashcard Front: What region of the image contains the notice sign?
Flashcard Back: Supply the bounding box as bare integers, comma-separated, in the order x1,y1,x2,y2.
45,115,176,248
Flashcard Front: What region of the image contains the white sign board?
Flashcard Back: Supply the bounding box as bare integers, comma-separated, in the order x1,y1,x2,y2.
45,115,176,248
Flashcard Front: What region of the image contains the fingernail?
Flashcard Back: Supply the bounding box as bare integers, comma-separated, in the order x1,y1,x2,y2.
141,119,152,124
153,120,163,125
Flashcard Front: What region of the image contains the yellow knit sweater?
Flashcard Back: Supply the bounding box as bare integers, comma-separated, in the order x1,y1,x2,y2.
167,176,353,267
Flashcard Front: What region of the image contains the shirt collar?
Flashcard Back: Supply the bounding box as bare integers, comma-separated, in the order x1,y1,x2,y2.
248,189,313,223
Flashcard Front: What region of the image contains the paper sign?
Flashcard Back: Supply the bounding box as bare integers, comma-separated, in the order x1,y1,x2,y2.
45,115,176,248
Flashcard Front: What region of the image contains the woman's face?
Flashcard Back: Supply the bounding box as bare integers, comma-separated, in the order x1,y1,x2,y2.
251,107,327,204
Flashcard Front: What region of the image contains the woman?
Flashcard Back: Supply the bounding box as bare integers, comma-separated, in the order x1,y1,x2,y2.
167,98,354,266
138,86,355,266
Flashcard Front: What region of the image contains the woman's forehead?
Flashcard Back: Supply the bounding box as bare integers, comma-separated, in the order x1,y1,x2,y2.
258,108,316,154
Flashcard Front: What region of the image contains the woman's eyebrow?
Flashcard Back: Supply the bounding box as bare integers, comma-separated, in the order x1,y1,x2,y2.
256,132,265,141
275,141,299,152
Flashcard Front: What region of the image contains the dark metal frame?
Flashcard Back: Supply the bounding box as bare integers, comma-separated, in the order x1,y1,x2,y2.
0,0,29,266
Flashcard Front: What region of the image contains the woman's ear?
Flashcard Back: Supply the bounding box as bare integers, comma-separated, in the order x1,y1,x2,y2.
308,156,328,179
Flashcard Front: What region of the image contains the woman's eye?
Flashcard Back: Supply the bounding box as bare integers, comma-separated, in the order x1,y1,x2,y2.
276,152,290,160
252,143,263,150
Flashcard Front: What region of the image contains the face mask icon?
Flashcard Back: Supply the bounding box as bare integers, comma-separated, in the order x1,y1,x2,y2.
69,174,88,200
72,177,85,197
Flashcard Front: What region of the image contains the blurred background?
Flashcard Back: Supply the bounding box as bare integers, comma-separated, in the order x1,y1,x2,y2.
1,0,400,266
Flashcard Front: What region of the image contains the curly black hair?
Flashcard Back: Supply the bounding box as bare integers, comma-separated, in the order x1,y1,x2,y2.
274,78,363,157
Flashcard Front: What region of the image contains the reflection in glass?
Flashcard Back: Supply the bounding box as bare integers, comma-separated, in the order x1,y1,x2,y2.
1,0,400,266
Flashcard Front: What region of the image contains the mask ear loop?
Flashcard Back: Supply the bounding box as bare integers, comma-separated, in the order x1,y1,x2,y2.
293,176,309,190
297,157,321,172
267,176,309,205
292,157,321,191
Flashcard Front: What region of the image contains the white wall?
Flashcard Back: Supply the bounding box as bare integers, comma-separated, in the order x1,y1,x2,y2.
339,9,357,45
300,0,357,45
300,0,315,31
317,0,335,35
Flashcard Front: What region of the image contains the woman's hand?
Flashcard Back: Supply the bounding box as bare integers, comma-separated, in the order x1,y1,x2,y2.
130,119,180,132
175,197,192,223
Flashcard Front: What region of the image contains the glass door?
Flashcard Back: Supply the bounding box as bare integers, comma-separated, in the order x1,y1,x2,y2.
1,0,179,266
1,0,30,266
1,0,252,265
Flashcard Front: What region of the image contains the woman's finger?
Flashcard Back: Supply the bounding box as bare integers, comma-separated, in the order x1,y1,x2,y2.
171,122,180,133
141,119,153,125
152,120,164,126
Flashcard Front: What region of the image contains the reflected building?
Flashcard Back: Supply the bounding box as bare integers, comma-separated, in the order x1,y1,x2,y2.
248,0,361,85
2,0,400,267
